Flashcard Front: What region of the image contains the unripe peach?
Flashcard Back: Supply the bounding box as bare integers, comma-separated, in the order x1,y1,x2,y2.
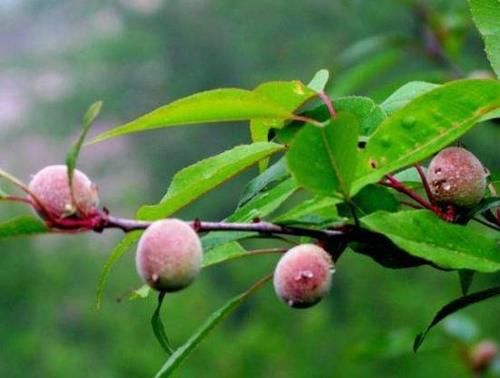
470,340,498,372
426,147,487,208
273,244,334,309
28,165,99,218
136,219,202,292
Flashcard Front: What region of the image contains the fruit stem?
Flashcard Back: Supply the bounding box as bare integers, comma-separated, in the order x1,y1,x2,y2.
317,91,337,119
414,164,435,203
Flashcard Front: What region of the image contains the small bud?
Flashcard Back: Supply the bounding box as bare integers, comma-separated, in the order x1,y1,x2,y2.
273,244,334,309
426,147,486,208
28,165,99,219
136,219,202,292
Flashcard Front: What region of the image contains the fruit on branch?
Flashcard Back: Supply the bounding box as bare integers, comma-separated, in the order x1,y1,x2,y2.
28,165,99,219
426,147,487,208
273,244,334,309
136,219,202,292
469,340,498,373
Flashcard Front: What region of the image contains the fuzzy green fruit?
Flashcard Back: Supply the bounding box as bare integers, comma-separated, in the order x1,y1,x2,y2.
28,165,99,218
426,147,486,208
273,244,334,309
136,219,202,292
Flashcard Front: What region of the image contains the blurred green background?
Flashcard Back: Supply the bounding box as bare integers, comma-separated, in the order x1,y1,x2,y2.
0,0,499,377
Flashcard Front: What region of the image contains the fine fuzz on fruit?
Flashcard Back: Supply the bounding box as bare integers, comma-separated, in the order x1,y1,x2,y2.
426,147,486,208
273,244,334,309
28,165,99,219
136,219,202,292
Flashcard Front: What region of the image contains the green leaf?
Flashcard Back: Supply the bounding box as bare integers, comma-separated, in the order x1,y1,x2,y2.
308,69,330,92
202,242,247,267
249,81,316,171
66,101,102,186
380,81,439,115
238,158,289,207
361,210,500,272
349,184,399,216
202,178,297,252
151,292,175,355
465,196,500,218
129,285,151,301
90,89,296,144
287,112,359,199
469,0,500,77
353,79,500,195
414,285,500,352
274,196,342,226
153,275,271,378
137,143,285,220
330,50,403,97
0,216,48,238
458,270,475,296
96,231,142,309
336,96,386,136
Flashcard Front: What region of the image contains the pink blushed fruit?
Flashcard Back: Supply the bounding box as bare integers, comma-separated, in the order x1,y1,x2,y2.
470,340,498,373
426,147,486,209
136,219,202,292
273,244,334,309
28,165,99,219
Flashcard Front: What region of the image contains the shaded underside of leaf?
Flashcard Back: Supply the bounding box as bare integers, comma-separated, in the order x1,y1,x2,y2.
361,210,500,272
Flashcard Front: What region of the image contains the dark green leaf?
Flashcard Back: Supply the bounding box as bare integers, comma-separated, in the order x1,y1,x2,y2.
414,285,500,352
238,158,289,207
353,80,500,194
361,210,500,272
151,292,175,355
274,196,342,226
153,275,271,377
90,89,296,144
0,216,48,238
466,196,500,218
287,112,359,199
469,0,500,77
202,178,297,253
202,242,247,267
96,231,142,309
137,143,284,220
380,81,439,115
458,270,475,296
348,184,399,216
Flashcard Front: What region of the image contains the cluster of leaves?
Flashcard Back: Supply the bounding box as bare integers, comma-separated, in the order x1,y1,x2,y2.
0,0,498,376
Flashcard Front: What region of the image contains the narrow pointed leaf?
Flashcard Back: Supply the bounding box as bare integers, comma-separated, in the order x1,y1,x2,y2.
469,0,500,77
274,196,342,226
202,242,247,267
153,275,271,377
361,210,500,272
137,143,284,220
287,112,359,199
90,89,296,144
414,285,500,352
353,80,500,194
151,292,175,355
96,231,142,309
0,216,48,238
66,101,102,186
458,270,475,296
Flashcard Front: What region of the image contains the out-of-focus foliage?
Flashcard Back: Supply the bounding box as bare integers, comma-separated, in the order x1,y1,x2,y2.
0,0,499,377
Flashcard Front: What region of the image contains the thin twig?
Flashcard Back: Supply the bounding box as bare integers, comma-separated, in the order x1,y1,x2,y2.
414,164,434,203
